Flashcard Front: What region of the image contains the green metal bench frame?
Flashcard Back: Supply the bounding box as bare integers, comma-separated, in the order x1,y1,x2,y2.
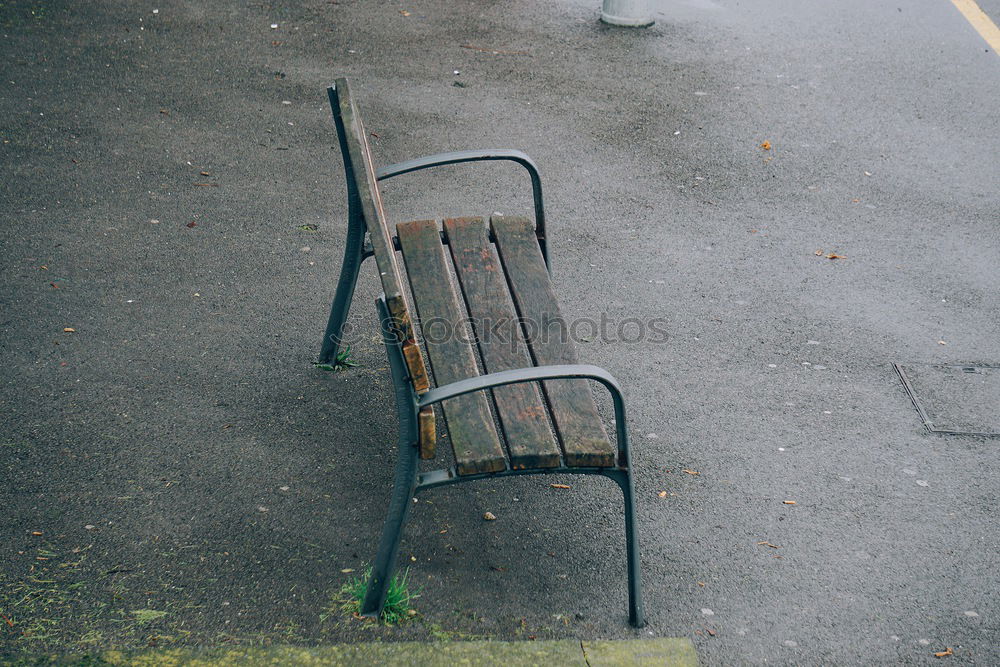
318,78,645,628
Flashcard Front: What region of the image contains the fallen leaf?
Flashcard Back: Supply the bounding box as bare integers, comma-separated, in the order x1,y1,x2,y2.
550,483,571,489
760,140,772,150
756,541,781,549
682,469,700,475
938,340,947,345
159,109,169,115
31,531,42,536
814,249,824,256
200,171,210,176
934,648,953,658
399,9,411,16
783,500,797,505
697,581,705,587
186,221,197,228
825,253,846,260
63,327,75,333
50,283,59,289
657,491,668,498
706,628,717,636
340,568,354,573
851,198,860,203
483,511,496,521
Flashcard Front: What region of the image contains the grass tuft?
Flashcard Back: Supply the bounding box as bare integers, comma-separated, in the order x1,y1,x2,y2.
314,345,360,372
332,566,419,625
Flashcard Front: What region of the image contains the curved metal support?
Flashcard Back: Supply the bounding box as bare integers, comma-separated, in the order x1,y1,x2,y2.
358,314,644,626
360,298,421,618
375,149,548,270
320,83,373,365
418,362,645,627
318,204,367,365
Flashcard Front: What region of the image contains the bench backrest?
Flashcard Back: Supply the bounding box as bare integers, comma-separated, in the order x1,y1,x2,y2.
328,79,432,400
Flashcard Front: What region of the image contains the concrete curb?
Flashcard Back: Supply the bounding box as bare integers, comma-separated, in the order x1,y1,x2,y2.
73,639,697,666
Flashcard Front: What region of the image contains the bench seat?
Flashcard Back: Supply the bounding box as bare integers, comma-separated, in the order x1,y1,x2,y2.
398,215,616,475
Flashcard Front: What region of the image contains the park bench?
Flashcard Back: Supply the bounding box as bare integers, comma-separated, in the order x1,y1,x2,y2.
317,78,645,627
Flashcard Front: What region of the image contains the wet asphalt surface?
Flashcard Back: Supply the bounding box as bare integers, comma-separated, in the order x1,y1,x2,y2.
1,0,998,663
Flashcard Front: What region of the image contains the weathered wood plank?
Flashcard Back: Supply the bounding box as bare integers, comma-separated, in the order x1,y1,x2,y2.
329,79,429,409
330,79,405,311
490,215,615,468
444,217,561,470
402,343,430,394
397,219,506,475
418,406,436,460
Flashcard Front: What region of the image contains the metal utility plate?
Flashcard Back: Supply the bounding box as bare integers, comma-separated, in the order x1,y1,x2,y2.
894,363,1000,436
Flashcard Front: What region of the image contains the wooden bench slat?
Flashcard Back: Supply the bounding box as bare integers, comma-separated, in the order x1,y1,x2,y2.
444,217,561,470
331,80,414,346
397,219,507,475
490,215,616,468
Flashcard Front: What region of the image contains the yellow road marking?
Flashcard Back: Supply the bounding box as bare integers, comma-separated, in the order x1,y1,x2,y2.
951,0,1000,54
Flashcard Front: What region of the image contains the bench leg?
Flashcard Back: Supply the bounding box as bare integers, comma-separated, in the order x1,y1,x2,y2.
319,208,367,365
621,468,646,628
361,296,421,618
360,436,419,617
607,468,646,628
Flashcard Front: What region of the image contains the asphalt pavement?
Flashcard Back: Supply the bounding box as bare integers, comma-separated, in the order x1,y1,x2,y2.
2,0,998,664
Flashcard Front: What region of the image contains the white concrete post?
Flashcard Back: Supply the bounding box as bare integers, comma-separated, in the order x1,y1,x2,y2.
601,0,654,27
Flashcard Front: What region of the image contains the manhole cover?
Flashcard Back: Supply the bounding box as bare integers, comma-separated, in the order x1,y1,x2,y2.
894,363,1000,436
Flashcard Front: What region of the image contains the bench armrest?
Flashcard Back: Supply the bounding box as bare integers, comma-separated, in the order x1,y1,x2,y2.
418,364,630,459
375,149,547,267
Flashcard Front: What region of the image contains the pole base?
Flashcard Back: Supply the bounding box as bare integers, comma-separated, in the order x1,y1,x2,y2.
600,11,654,27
